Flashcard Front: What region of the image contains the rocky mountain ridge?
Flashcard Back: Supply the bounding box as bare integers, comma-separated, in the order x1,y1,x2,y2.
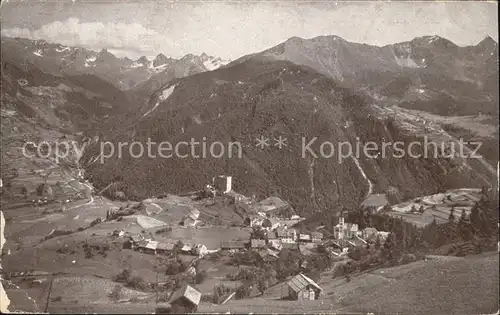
1,37,230,90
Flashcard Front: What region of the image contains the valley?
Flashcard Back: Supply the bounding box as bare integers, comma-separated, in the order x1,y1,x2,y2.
1,19,498,315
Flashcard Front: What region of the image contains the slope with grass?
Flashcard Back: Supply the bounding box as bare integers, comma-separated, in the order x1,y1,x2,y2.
198,252,499,314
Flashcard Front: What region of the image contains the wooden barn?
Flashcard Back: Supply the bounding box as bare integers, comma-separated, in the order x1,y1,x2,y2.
167,284,201,313
285,273,322,301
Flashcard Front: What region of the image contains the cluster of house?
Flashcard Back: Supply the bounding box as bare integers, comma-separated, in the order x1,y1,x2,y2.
219,215,390,259
332,217,390,242
322,217,390,256
219,225,323,261
116,230,209,258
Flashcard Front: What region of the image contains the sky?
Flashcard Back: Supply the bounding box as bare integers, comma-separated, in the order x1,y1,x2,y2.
0,0,498,60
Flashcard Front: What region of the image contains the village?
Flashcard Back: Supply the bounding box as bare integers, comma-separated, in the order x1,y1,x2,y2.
3,171,495,314
96,175,392,313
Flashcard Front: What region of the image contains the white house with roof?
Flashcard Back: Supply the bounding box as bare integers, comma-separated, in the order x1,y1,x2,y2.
276,227,297,243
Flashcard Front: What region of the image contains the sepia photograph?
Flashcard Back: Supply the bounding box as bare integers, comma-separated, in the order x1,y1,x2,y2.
0,0,498,313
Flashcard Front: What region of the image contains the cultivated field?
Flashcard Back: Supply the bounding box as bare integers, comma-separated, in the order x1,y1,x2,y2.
387,188,483,227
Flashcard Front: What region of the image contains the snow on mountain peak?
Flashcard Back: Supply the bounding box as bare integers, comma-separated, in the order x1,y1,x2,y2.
201,55,230,71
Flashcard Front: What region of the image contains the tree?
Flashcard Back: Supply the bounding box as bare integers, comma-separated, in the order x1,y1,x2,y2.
165,261,183,275
235,283,251,300
127,276,148,291
195,271,207,284
250,226,267,240
480,186,488,195
257,278,268,295
469,203,481,232
418,205,425,213
109,284,122,302
345,274,351,282
448,207,455,222
458,208,473,241
458,208,469,225
382,232,401,263
374,236,382,250
20,186,28,196
173,240,184,255
115,269,132,283
410,205,417,213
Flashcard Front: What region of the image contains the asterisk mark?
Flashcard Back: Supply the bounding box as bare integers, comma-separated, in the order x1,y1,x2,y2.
274,136,288,149
255,135,270,149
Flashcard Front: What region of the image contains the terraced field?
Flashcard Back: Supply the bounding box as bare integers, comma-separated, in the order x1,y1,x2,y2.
387,188,483,227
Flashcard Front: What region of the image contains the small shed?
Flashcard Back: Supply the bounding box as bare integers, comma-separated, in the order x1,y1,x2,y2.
168,284,201,313
286,273,322,301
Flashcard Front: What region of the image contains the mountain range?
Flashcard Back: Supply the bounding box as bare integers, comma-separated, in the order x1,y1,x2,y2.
1,34,498,215
0,37,230,90
233,35,498,116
